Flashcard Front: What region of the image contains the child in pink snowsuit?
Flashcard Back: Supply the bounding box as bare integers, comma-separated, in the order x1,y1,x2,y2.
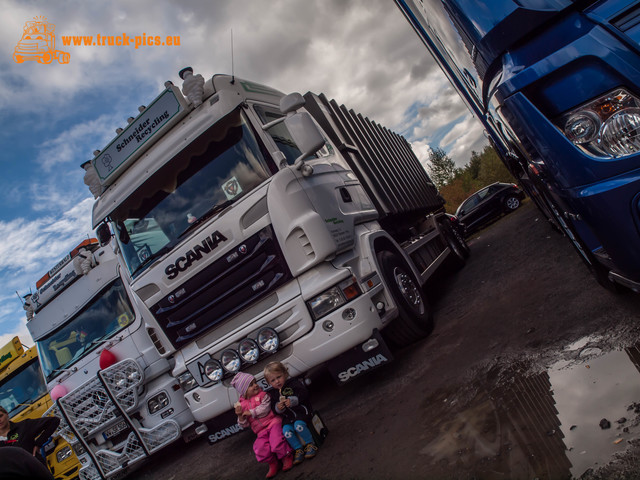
231,372,293,478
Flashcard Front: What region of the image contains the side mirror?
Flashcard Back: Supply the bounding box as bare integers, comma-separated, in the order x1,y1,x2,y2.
285,112,325,172
96,222,112,246
279,93,306,114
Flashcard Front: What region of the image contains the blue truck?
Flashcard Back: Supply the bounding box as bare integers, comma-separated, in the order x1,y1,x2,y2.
395,0,640,291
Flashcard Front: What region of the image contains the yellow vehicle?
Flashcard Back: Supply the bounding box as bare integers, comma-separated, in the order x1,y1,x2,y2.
0,336,81,480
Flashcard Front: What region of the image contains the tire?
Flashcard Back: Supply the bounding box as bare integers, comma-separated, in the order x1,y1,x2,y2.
38,52,52,64
438,224,467,272
57,52,70,64
444,221,470,260
504,195,520,212
377,250,433,347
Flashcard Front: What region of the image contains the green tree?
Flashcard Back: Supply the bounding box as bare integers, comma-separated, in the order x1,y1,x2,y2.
476,146,513,185
437,145,518,213
427,147,456,188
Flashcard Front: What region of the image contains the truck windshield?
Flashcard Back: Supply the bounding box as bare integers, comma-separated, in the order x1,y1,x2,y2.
36,277,135,382
110,109,272,277
0,358,48,416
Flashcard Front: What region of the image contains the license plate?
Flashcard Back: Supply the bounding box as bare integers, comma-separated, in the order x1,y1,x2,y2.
103,420,128,440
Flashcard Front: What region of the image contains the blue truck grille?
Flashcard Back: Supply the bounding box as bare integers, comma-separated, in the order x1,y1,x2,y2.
150,225,292,349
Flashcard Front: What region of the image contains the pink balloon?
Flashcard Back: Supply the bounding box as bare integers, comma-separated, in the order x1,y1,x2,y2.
50,384,67,402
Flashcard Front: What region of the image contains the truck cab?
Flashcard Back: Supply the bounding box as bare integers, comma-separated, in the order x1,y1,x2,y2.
26,239,198,480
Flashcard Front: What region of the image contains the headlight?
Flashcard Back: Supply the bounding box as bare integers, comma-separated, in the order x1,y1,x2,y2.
204,359,224,383
257,327,279,353
220,349,241,373
238,339,260,363
147,391,170,414
600,108,640,156
178,371,198,393
307,277,361,320
56,445,73,463
559,88,640,158
308,286,344,320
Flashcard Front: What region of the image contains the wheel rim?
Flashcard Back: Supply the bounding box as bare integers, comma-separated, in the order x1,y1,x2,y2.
393,267,422,308
506,197,520,210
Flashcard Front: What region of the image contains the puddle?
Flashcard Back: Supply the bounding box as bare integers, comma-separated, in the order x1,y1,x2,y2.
420,339,640,479
551,345,640,477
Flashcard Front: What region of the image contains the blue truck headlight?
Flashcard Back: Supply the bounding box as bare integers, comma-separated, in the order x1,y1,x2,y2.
147,391,170,414
559,88,640,158
56,445,73,463
600,108,640,156
565,111,600,144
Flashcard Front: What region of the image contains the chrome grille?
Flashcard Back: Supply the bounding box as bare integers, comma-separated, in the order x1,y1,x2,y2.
58,359,143,437
49,358,182,478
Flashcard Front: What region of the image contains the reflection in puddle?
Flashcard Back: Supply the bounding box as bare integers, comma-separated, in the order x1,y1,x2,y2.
552,345,640,477
421,340,640,478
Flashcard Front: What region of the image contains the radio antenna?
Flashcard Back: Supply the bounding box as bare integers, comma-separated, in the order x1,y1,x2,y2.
230,29,235,84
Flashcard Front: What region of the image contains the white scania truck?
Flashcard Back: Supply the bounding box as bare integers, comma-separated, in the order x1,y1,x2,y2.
26,238,199,480
82,68,468,438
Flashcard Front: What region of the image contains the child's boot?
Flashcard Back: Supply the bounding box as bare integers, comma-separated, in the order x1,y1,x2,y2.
266,458,280,478
293,448,305,465
282,452,294,471
304,443,318,459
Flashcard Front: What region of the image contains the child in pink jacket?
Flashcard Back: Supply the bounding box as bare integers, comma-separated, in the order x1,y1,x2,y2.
231,372,293,478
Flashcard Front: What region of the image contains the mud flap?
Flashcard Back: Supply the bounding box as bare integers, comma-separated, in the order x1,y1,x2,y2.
205,409,246,445
325,329,393,385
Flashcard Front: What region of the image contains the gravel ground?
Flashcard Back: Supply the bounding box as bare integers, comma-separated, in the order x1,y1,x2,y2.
130,201,640,480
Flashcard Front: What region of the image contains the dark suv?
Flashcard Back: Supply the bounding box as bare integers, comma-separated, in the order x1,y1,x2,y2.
455,183,525,236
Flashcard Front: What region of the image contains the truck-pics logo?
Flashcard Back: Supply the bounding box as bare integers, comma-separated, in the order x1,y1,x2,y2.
13,16,70,64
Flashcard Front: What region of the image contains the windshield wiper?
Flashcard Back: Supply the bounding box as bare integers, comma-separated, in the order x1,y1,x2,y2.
178,200,234,239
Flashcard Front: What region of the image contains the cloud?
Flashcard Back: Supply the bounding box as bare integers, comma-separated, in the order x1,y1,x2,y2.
0,321,34,348
36,114,121,171
0,198,94,322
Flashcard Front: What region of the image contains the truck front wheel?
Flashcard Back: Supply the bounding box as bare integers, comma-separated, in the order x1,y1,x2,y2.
377,251,433,347
38,52,52,64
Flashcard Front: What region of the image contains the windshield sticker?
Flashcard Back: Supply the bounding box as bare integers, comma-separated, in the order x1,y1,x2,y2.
222,177,242,200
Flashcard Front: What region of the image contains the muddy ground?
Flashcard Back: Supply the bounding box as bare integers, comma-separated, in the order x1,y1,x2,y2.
132,201,640,480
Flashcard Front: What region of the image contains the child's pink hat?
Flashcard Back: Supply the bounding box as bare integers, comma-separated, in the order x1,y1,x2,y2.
231,372,255,397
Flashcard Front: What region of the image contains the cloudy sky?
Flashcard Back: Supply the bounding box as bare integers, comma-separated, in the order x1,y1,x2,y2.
0,0,487,346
